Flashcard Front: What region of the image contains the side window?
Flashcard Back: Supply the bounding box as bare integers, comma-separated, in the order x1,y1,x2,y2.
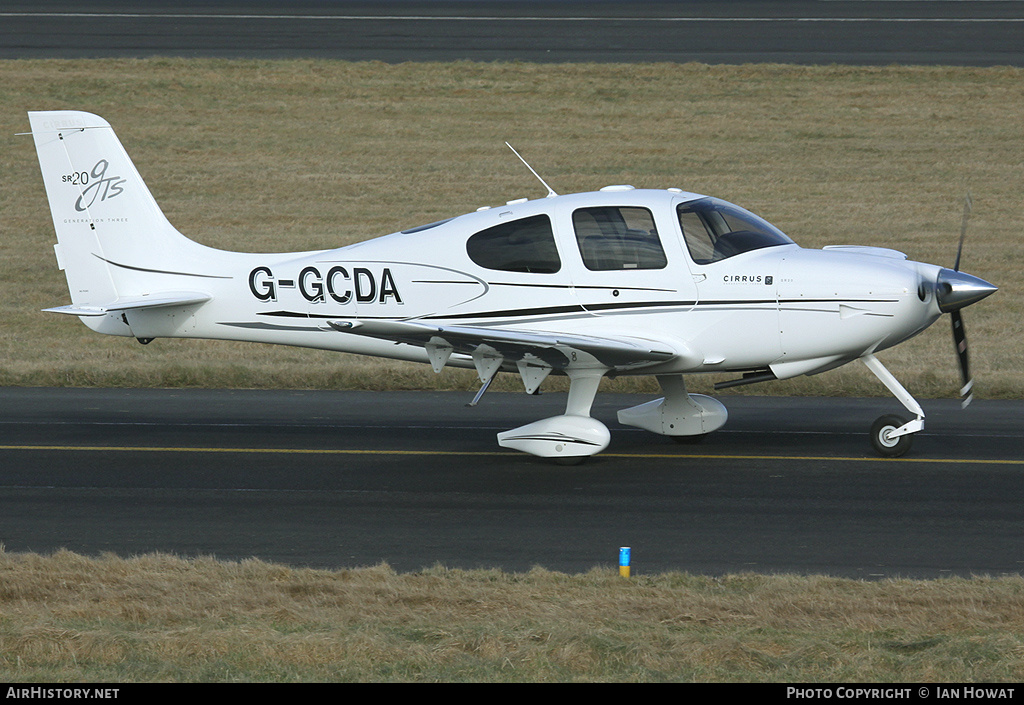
678,209,716,264
466,214,560,273
572,206,667,271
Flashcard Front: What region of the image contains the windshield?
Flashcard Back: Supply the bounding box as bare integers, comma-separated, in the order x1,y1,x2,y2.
677,198,794,265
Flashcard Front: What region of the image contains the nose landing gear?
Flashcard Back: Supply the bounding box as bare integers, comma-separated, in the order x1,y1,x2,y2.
861,354,924,458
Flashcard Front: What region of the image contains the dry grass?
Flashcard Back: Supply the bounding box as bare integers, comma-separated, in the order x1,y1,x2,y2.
1,549,1023,682
1,60,1020,398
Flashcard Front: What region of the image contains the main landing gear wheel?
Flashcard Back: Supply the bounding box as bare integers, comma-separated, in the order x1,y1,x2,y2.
671,433,707,445
870,414,913,458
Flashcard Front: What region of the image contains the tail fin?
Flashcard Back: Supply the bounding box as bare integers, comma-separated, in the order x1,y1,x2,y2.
28,111,212,326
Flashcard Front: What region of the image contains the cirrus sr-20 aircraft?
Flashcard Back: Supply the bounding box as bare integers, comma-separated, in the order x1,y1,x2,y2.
27,111,997,463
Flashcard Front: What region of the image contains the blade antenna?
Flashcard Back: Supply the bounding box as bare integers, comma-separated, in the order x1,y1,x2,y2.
506,142,557,198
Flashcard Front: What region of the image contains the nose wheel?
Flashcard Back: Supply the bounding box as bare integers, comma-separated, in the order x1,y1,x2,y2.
870,414,914,457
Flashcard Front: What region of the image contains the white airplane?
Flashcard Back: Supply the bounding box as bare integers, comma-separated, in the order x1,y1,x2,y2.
27,110,997,463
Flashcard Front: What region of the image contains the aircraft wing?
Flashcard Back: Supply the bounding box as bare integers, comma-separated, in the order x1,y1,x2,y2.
327,318,680,390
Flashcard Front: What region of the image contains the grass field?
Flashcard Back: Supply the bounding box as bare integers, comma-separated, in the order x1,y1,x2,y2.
1,60,1020,398
2,550,1024,683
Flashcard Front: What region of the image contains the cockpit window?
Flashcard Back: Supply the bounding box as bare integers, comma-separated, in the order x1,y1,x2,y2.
573,206,667,271
677,198,794,265
466,214,560,273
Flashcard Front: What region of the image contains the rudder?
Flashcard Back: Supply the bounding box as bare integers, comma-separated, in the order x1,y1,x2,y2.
28,111,207,312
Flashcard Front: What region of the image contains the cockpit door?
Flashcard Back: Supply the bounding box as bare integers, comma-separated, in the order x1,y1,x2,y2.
557,201,699,318
674,197,788,368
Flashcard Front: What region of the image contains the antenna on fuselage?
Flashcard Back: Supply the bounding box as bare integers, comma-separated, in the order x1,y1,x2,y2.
505,142,558,198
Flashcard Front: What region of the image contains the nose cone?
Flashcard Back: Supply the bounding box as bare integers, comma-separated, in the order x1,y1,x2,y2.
936,268,998,312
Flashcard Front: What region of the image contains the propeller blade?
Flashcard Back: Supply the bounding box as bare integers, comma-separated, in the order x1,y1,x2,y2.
951,310,973,408
954,191,972,272
947,193,990,409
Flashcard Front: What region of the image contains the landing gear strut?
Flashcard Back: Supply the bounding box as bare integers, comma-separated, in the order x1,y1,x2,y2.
497,370,610,463
861,354,923,458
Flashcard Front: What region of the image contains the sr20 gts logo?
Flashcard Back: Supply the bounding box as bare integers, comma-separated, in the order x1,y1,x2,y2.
66,159,127,212
248,266,403,305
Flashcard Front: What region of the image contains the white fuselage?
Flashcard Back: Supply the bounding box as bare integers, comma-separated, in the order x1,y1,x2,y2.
98,188,944,382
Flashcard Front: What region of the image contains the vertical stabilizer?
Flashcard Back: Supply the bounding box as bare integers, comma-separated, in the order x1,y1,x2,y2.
28,111,208,309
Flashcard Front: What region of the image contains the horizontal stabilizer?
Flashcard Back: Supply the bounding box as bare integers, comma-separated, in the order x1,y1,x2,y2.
44,291,211,317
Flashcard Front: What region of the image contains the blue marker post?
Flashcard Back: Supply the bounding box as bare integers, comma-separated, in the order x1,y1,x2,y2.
619,547,631,578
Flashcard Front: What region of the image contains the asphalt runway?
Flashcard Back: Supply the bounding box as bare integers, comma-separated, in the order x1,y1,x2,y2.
1,387,1021,578
2,0,1024,64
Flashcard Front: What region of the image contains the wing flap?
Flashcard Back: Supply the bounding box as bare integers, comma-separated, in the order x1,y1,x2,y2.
327,318,680,372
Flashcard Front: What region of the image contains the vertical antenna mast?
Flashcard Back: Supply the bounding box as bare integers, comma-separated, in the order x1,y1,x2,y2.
505,142,558,198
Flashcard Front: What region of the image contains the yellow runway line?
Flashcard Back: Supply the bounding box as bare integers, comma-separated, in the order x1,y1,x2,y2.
0,445,1022,465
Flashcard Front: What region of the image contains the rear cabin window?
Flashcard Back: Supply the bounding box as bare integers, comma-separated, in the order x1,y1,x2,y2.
466,214,561,273
572,206,667,271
